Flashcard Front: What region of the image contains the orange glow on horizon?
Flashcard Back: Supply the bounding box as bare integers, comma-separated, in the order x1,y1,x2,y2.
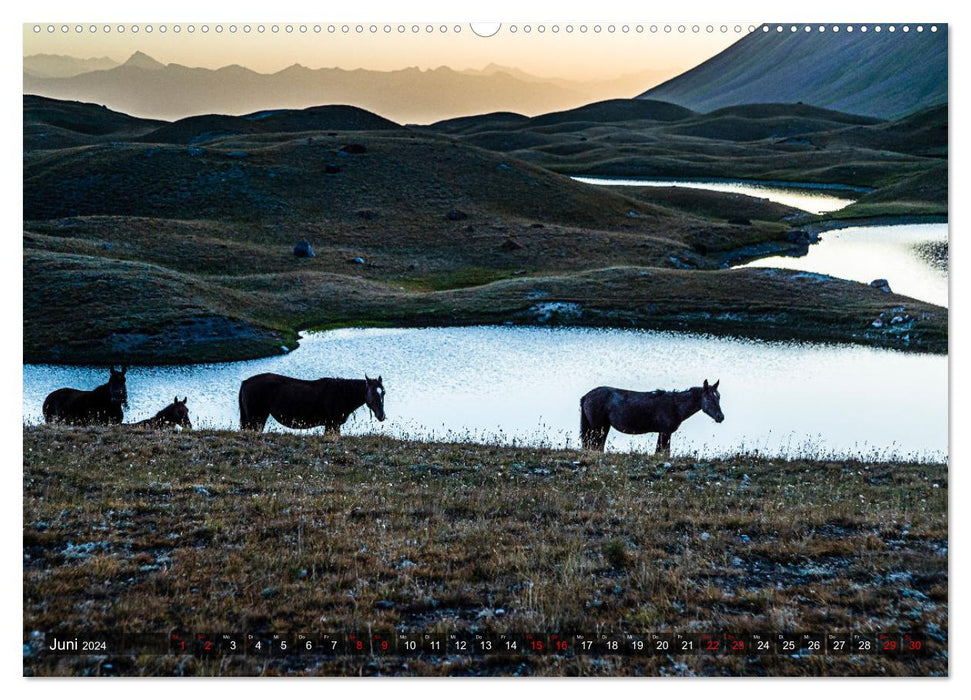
23,23,745,82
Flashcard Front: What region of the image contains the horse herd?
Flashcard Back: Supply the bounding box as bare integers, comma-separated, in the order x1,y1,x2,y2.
40,366,724,454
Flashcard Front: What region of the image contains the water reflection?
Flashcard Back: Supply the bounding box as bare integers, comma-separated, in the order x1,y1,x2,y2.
739,224,948,307
572,176,857,214
23,327,947,461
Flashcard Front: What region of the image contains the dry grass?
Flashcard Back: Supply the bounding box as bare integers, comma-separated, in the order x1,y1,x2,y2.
23,425,947,676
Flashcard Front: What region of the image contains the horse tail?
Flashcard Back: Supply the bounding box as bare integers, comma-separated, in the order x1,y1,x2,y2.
238,383,250,430
580,395,592,449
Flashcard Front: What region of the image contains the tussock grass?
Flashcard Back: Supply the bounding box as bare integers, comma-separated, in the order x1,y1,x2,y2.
23,426,947,676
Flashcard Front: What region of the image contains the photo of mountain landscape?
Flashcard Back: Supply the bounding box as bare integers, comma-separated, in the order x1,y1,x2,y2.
23,22,948,677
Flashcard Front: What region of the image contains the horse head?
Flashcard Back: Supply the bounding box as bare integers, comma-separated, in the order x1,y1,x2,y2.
169,396,192,429
364,374,387,422
109,366,128,408
701,379,724,423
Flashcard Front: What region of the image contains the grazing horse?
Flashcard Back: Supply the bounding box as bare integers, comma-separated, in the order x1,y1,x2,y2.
42,366,128,425
239,373,386,433
130,396,191,429
580,379,724,453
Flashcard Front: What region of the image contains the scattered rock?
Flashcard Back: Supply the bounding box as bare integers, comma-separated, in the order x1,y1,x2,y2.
870,278,892,293
531,301,582,323
445,209,469,221
667,256,695,269
62,541,111,560
187,147,204,157
293,239,315,258
347,256,367,265
340,143,367,154
280,346,290,354
261,587,279,598
374,600,395,610
872,318,884,328
699,532,711,541
785,229,817,244
500,237,523,252
193,486,211,496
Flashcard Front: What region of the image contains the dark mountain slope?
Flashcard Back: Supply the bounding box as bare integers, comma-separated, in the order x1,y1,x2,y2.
641,25,947,120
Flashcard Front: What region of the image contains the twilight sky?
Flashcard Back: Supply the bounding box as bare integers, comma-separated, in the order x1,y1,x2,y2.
23,22,745,81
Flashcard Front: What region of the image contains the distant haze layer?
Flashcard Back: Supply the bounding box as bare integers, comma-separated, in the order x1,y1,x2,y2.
23,24,740,123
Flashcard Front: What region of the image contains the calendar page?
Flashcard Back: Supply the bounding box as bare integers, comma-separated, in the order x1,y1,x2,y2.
22,16,948,678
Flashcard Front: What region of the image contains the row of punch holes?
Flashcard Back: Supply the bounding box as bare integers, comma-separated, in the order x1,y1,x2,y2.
32,23,939,36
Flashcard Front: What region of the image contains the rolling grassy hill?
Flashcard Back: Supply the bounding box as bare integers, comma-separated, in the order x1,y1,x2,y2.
23,96,947,364
426,97,947,222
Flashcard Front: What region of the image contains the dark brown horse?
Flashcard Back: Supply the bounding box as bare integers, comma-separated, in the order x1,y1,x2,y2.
239,373,386,433
580,379,723,453
42,366,128,425
130,396,191,429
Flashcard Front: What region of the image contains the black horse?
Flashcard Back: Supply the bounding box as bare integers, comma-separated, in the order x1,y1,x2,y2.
239,373,386,433
42,366,128,425
580,379,724,453
130,396,191,429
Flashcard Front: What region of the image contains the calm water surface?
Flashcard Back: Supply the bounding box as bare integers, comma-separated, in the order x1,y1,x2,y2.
572,176,857,214
739,223,948,307
23,327,946,461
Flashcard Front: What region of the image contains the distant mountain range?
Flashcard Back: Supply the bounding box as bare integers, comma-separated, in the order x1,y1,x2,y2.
22,52,669,124
641,25,947,120
23,53,120,78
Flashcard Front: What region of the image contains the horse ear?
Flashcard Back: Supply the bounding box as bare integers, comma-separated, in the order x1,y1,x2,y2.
182,396,188,405
713,380,720,390
378,375,382,384
703,379,709,390
365,373,371,382
121,365,128,375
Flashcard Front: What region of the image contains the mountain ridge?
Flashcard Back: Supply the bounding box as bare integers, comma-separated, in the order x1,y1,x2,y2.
23,53,670,124
641,26,947,120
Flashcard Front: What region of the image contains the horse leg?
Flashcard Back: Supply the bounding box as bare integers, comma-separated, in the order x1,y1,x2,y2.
581,425,607,452
656,432,671,456
243,409,269,432
239,389,270,432
580,399,609,452
592,425,608,452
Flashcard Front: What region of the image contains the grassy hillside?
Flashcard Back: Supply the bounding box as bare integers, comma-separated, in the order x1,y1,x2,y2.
23,426,948,676
23,97,947,364
640,26,947,120
428,99,947,227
